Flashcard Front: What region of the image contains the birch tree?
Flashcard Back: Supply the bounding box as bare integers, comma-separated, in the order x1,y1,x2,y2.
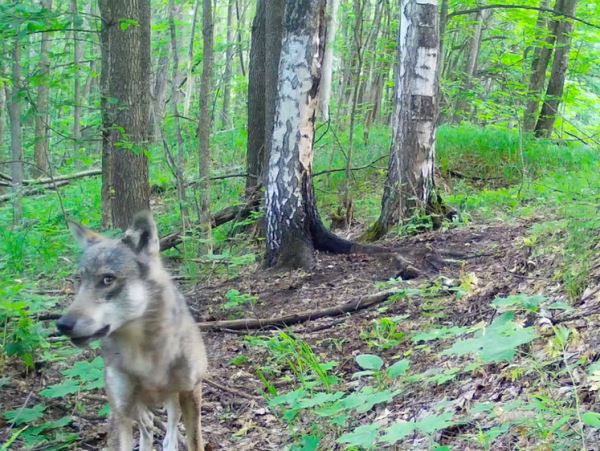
364,0,441,240
265,0,363,268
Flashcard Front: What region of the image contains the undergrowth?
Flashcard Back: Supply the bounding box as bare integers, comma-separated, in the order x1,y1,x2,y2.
1,124,600,448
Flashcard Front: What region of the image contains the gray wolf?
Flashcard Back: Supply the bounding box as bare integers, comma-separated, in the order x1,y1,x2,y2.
57,211,208,450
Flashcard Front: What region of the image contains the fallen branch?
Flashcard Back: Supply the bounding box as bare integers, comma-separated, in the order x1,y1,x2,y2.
0,181,70,202
159,189,262,251
203,377,261,401
197,288,403,331
0,169,101,187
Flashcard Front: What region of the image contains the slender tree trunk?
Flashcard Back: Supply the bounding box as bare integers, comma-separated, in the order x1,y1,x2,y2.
318,0,339,121
152,49,169,141
364,0,440,240
366,0,392,128
34,0,52,178
198,0,214,252
221,0,235,129
99,0,151,230
71,0,83,155
523,0,554,132
183,0,199,117
453,7,487,120
168,0,189,224
245,0,266,192
534,0,577,137
9,39,23,223
0,80,5,163
235,0,246,76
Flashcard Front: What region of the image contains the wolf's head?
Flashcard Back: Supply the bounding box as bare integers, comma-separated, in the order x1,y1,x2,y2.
57,211,161,346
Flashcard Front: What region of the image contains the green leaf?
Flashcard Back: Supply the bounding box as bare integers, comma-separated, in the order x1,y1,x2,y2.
4,404,45,425
387,359,410,378
356,354,384,371
336,423,379,448
294,434,320,451
380,421,415,444
39,379,80,398
582,412,600,428
441,313,537,363
415,412,454,434
298,391,344,409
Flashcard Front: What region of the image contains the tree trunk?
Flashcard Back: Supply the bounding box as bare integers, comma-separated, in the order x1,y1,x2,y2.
318,0,339,121
198,0,214,252
534,0,577,138
221,0,235,129
71,0,83,155
245,0,266,192
266,0,327,268
523,0,555,132
99,0,151,230
0,80,5,164
453,7,487,120
264,0,285,181
152,49,169,141
364,0,440,241
168,0,189,224
33,0,52,178
9,39,23,223
235,0,247,77
183,0,199,117
266,0,361,269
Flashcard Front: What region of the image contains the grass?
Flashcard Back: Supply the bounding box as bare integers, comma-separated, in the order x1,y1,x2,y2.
1,123,600,448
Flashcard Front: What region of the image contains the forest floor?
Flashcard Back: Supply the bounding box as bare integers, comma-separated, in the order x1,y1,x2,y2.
4,211,600,450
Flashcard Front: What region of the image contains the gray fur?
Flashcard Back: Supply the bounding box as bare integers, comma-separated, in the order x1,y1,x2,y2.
59,211,207,450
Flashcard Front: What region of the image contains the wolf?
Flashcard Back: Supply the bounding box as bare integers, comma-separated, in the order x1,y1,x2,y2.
56,211,208,450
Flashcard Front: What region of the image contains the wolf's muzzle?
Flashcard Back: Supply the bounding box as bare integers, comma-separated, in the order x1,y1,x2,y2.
56,316,76,335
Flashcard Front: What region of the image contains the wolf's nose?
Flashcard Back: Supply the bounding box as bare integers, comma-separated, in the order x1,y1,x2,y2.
56,316,75,335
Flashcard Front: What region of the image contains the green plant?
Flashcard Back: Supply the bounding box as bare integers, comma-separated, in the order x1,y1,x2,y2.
360,316,406,349
223,289,258,311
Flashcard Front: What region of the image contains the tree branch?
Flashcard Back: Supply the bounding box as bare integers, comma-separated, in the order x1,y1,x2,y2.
197,288,403,331
448,4,600,30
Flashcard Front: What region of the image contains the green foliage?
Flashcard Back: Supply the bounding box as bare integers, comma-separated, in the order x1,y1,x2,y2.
223,289,258,311
442,312,537,363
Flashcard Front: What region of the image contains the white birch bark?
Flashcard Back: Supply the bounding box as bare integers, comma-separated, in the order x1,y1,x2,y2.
368,0,439,239
265,0,326,267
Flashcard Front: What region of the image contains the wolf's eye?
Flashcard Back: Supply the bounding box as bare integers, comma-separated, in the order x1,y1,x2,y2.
102,275,115,287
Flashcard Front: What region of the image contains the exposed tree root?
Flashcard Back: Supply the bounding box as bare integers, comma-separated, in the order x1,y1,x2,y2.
197,288,403,331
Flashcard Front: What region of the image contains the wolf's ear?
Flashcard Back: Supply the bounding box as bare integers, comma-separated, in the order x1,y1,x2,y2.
68,221,103,248
122,210,160,256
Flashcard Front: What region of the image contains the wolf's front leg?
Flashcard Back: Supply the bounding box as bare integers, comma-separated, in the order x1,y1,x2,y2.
105,367,135,450
163,394,181,451
137,405,154,451
180,384,204,451
105,412,133,451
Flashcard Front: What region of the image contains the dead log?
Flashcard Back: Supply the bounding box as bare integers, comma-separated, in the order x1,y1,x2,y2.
197,288,403,331
0,168,101,187
0,180,70,202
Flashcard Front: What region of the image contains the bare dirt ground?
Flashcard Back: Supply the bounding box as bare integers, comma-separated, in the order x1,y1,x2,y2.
3,217,600,449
